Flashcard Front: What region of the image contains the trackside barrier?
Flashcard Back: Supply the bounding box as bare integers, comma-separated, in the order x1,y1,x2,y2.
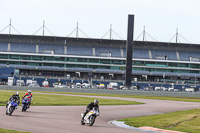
0,86,200,97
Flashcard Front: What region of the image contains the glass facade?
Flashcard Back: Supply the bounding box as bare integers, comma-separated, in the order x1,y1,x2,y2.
0,53,200,74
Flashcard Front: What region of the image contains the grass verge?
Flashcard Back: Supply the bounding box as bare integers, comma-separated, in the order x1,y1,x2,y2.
30,90,200,103
1,89,200,105
0,90,143,106
120,108,200,133
0,128,30,133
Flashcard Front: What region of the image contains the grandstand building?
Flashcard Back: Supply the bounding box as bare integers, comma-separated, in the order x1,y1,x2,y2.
0,34,200,87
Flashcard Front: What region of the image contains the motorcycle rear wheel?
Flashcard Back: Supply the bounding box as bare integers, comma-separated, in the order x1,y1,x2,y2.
89,116,96,126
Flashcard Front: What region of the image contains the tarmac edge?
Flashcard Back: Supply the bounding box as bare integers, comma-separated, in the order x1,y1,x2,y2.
110,121,162,133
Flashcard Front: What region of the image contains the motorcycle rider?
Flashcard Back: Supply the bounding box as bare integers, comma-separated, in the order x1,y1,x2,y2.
23,90,33,108
6,92,20,109
81,99,100,122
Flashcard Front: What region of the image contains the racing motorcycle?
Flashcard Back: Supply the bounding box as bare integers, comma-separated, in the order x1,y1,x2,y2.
21,97,31,112
81,107,100,126
6,100,18,116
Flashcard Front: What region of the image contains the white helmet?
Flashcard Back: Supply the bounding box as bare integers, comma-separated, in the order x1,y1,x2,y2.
94,99,99,104
28,90,31,93
16,92,19,96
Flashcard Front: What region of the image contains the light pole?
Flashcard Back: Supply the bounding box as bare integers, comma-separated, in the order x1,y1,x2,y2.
125,15,134,89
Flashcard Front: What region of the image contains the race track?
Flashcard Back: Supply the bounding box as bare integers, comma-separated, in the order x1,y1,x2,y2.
0,93,200,133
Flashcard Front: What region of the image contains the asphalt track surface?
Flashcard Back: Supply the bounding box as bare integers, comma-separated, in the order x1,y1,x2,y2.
0,93,200,133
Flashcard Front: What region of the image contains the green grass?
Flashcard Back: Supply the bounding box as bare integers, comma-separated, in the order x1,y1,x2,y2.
0,90,200,105
0,90,143,106
120,109,200,133
0,128,30,133
34,91,200,103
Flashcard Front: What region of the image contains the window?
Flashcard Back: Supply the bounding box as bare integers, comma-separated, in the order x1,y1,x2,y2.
68,58,77,62
32,56,42,61
43,56,54,61
77,58,88,62
88,59,99,63
100,59,110,64
21,55,31,60
112,60,122,65
10,55,19,59
190,64,199,68
168,63,177,67
0,54,8,59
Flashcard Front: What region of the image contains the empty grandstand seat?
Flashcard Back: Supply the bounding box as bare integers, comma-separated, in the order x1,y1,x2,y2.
10,43,36,53
39,44,64,54
151,50,177,60
8,64,35,69
132,70,150,75
95,47,121,57
123,48,149,59
180,73,196,77
0,64,7,67
67,68,93,72
67,46,93,56
95,69,122,73
179,51,200,61
133,49,149,59
165,72,178,77
38,66,64,70
0,42,8,52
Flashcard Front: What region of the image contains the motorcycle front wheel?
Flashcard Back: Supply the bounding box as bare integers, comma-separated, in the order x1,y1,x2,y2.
6,109,8,115
8,107,14,116
22,104,26,112
81,119,85,125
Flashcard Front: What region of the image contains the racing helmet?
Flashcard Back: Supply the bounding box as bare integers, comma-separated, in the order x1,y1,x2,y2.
94,99,99,104
16,92,19,96
28,90,31,93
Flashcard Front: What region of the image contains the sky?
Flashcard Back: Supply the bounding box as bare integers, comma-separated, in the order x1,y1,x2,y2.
0,0,200,44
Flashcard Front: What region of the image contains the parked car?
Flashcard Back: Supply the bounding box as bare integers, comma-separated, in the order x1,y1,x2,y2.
107,82,119,89
119,85,125,90
82,83,90,89
99,84,105,89
76,83,81,88
53,82,66,88
28,83,40,87
16,80,25,86
168,88,174,91
185,88,194,92
174,89,179,92
0,81,6,85
155,87,166,91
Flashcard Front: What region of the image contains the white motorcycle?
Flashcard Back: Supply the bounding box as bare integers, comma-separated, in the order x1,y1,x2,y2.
6,100,18,116
81,107,100,126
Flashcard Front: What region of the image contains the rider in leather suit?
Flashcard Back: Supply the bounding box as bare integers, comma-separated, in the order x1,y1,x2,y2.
6,92,20,108
81,99,100,122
